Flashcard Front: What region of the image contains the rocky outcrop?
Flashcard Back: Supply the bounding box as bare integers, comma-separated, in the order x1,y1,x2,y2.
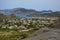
19,27,60,40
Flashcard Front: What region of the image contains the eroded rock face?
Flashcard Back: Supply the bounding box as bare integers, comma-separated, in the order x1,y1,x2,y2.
19,27,60,40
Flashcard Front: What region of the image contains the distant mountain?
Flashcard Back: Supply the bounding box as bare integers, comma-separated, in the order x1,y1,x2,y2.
0,8,52,14
41,10,53,13
0,8,60,17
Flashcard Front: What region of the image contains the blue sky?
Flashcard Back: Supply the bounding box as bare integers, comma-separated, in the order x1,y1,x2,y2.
0,0,60,11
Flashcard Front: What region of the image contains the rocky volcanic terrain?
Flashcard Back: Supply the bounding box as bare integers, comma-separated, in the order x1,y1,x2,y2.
18,22,60,40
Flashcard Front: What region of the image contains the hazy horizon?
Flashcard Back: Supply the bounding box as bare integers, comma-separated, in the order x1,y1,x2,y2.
0,0,60,11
